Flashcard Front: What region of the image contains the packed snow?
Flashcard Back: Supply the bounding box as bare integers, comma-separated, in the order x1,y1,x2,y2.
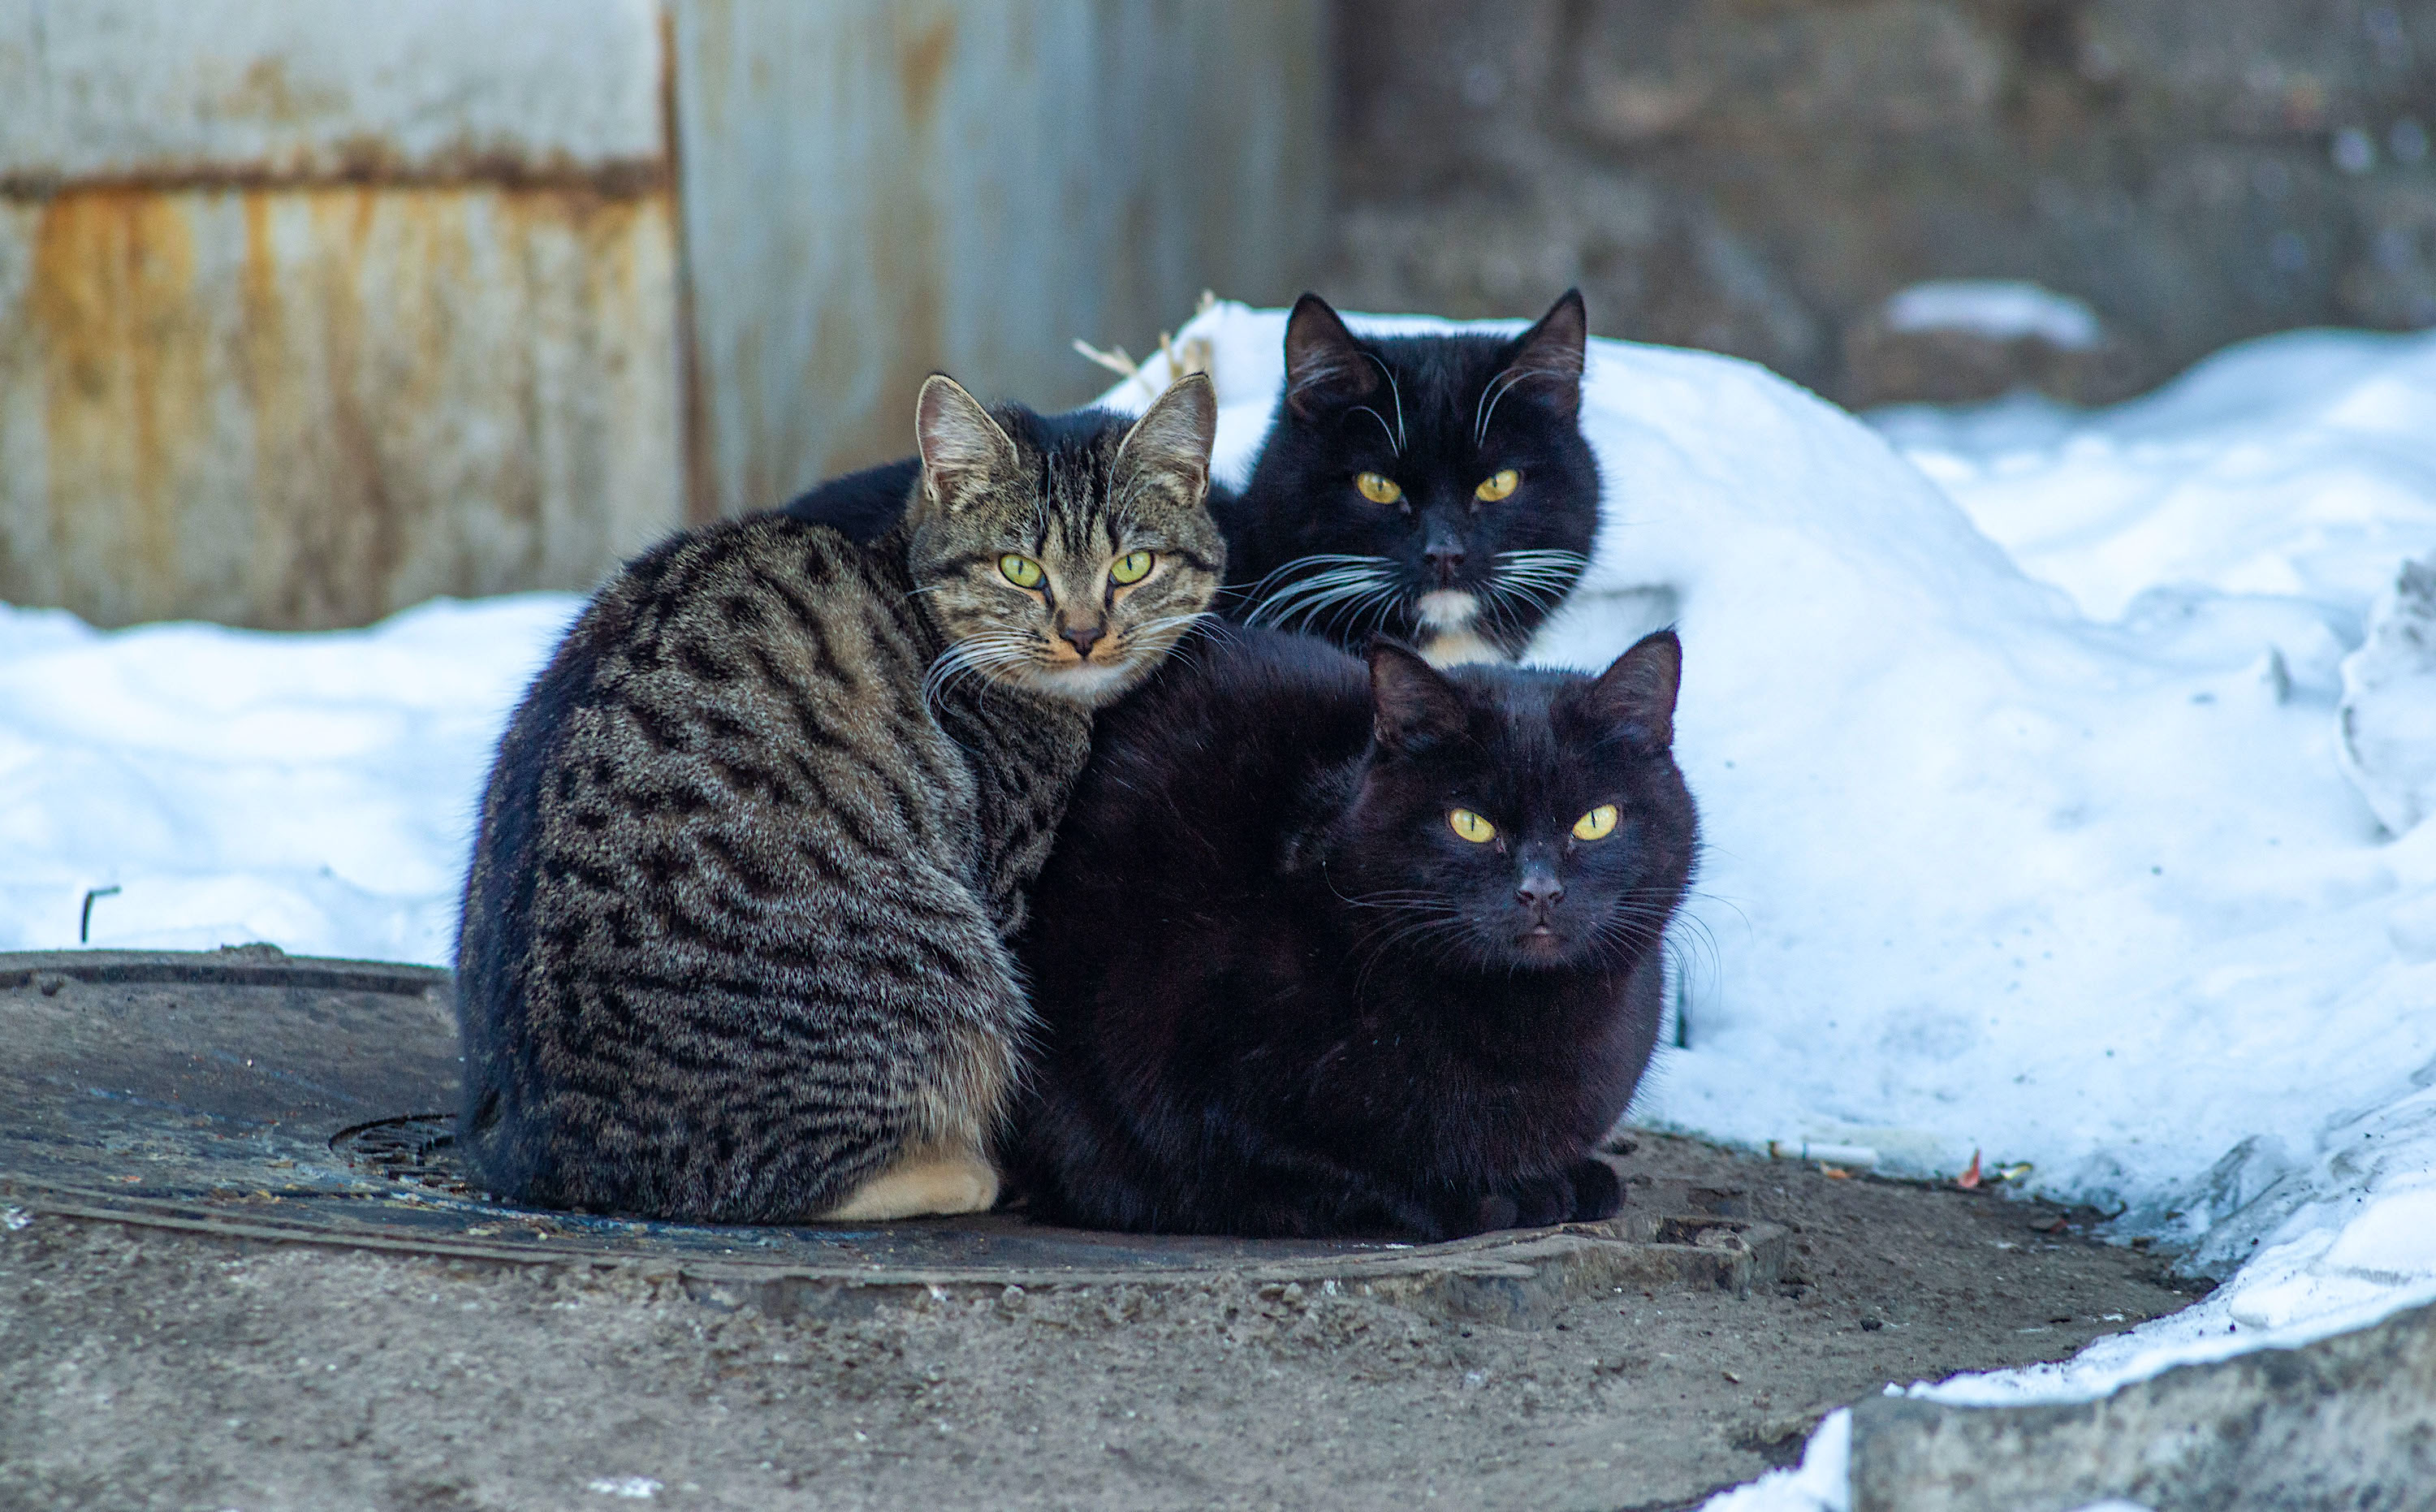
4,301,2434,1510
1879,279,2104,350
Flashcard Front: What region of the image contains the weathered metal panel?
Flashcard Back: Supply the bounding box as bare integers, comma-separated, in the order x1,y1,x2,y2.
669,0,1329,516
0,1,1326,625
0,184,680,629
0,0,665,187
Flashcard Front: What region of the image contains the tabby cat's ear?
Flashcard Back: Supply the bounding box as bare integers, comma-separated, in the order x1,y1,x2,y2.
1497,288,1588,423
1367,637,1468,752
1283,293,1380,420
1116,372,1218,501
915,374,1020,514
1579,629,1681,753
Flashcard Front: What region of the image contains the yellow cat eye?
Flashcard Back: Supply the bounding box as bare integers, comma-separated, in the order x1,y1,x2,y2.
1448,809,1497,844
1573,805,1619,841
1109,550,1154,585
998,554,1044,589
1355,472,1405,505
1475,469,1520,503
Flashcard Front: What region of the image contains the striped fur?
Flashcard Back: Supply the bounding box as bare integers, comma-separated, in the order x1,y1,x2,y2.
455,376,1221,1223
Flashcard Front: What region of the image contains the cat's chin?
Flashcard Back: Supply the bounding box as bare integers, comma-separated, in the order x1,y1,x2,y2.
1484,927,1599,972
1005,659,1151,707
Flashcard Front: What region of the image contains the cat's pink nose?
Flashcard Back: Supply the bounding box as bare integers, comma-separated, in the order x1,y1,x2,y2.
1061,623,1104,658
1516,873,1564,909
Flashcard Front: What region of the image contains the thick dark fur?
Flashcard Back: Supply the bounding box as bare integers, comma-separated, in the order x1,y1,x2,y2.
782,292,1599,664
1011,626,1696,1240
1223,292,1601,664
456,377,1221,1223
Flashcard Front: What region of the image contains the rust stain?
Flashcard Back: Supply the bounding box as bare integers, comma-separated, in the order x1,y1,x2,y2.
900,15,958,127
217,57,350,126
0,149,669,201
32,190,207,621
14,182,679,629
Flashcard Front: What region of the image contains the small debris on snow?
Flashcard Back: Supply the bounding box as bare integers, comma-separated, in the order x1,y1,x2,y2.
1958,1151,1984,1190
1767,1139,1879,1167
2336,554,2436,836
2,1207,30,1231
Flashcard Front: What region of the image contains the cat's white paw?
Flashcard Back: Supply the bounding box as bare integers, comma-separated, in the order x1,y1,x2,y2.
823,1143,1000,1220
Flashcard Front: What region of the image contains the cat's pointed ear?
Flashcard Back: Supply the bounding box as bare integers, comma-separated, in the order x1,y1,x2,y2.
915,374,1019,514
1283,293,1380,420
1367,637,1468,752
1580,629,1681,753
1116,372,1218,500
1496,288,1588,423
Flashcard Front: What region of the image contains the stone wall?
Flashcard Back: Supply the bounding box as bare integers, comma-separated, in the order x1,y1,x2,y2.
1327,0,2436,405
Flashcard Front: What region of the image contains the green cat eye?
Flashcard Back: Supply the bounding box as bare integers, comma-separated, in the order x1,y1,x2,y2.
998,554,1044,589
1573,805,1618,841
1109,550,1155,585
1449,808,1497,844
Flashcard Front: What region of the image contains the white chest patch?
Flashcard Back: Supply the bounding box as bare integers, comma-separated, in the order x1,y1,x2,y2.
1415,590,1479,630
1421,628,1506,667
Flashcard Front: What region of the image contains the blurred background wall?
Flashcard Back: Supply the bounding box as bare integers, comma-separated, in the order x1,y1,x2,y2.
1329,0,2436,408
3,2,2432,629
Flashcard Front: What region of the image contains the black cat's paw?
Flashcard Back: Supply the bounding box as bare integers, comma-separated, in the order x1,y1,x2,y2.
1466,1192,1522,1234
1563,1156,1623,1222
1497,1160,1624,1229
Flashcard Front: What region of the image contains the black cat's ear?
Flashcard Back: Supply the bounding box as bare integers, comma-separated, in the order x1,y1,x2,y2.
1283,293,1380,420
915,374,1020,514
1580,629,1681,753
1116,372,1218,501
1493,289,1588,424
1367,637,1468,752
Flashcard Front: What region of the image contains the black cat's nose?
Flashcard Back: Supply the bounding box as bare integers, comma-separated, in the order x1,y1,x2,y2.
1424,538,1466,583
1516,872,1565,910
1060,623,1104,658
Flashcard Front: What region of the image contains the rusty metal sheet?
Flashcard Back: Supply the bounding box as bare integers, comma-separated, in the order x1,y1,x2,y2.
0,183,681,629
0,0,665,189
669,0,1329,517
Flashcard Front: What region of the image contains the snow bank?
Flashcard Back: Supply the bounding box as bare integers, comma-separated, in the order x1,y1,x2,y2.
1881,280,2104,351
0,594,576,963
3,303,2433,1503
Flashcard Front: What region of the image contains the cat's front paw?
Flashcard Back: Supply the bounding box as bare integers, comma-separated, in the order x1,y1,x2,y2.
1562,1156,1623,1222
1497,1159,1623,1229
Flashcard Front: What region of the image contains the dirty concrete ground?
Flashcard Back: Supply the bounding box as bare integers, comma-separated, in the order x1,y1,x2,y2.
0,1132,2204,1512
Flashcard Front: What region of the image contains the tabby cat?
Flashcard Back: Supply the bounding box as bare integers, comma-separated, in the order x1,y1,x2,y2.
1011,625,1696,1240
780,292,1600,666
455,374,1222,1224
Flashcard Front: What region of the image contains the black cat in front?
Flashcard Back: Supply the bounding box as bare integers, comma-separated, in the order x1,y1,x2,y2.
1011,626,1697,1240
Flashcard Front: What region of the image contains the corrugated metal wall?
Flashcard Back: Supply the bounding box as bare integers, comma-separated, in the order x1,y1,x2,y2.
0,1,1325,629
670,0,1328,519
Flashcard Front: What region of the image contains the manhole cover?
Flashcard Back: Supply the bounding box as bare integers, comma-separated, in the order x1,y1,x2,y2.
1,948,1782,1321
330,1114,467,1193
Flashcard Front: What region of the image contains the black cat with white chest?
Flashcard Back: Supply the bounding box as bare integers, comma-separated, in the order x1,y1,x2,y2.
1011,626,1696,1240
1222,291,1600,665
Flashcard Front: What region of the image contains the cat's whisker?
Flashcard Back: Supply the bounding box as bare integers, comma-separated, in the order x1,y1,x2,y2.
1320,581,1406,642
1247,566,1400,633
1238,552,1398,601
